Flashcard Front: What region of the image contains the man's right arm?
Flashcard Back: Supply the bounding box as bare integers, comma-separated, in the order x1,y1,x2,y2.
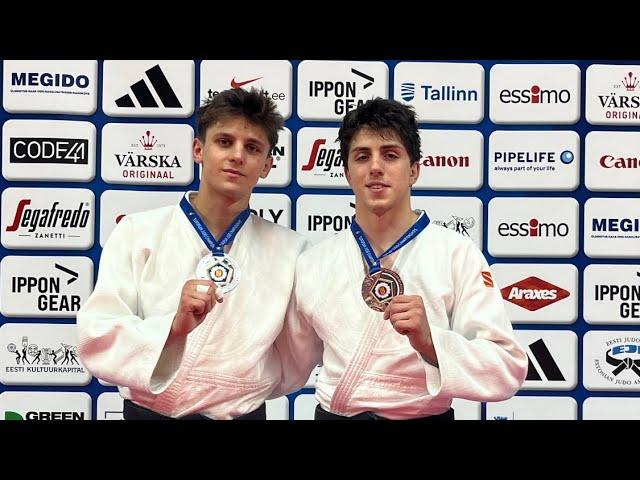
76,217,217,395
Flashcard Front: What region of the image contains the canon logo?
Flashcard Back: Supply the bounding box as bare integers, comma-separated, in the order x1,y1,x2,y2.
599,155,640,169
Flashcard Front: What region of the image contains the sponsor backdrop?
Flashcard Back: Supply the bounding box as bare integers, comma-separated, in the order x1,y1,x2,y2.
0,59,638,420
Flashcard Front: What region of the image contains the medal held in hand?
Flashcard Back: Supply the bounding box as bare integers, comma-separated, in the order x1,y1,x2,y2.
351,211,429,312
181,194,250,294
196,254,241,294
361,267,404,312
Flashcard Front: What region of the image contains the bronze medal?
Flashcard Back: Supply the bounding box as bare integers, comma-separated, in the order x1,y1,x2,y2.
361,267,404,312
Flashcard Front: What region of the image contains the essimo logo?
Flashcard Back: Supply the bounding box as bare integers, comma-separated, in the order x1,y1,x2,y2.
499,84,571,104
489,64,580,124
488,197,578,257
1,188,94,250
498,218,570,237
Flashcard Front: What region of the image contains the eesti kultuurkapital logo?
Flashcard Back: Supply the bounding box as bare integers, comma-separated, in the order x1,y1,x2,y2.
5,336,84,375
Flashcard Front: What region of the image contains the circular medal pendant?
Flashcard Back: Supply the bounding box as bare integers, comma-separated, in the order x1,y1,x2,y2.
196,254,241,294
361,268,404,312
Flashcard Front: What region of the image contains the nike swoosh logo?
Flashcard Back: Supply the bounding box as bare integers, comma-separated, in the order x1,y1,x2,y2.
230,76,263,88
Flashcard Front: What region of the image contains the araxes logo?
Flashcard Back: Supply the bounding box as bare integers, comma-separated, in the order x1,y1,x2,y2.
230,76,263,89
501,276,570,311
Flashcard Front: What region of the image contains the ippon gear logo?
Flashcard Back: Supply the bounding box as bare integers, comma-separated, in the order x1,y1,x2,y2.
115,64,182,109
5,200,90,233
501,276,570,311
498,218,570,237
308,68,375,115
499,84,572,104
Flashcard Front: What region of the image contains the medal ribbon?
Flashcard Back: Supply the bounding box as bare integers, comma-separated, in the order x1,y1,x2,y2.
180,195,250,257
350,211,430,275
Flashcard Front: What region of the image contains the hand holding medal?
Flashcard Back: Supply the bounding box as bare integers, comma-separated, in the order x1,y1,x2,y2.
382,294,437,365
180,195,249,295
169,279,223,342
351,212,429,312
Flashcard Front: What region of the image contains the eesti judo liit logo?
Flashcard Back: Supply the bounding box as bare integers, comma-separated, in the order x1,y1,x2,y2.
595,336,640,387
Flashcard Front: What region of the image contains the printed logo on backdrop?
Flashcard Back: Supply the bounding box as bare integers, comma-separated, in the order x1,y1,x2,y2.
585,131,640,191
590,217,640,240
526,338,566,382
488,131,579,191
307,200,353,233
102,61,194,117
301,139,343,175
401,82,478,104
1,188,94,250
296,195,356,244
0,256,93,318
257,127,291,187
394,62,484,123
488,198,578,258
297,128,345,188
249,193,291,226
501,277,570,311
412,196,483,249
0,392,91,421
3,60,98,114
199,60,292,119
10,137,88,165
598,70,640,120
516,330,577,390
584,265,640,324
432,215,475,238
297,61,388,121
595,272,640,321
413,130,483,190
204,76,288,104
2,120,96,182
586,65,640,124
101,123,194,185
595,336,640,387
584,199,640,258
117,65,181,108
0,324,91,385
489,64,581,124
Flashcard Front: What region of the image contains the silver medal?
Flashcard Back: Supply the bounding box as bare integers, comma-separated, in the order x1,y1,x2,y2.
196,254,241,294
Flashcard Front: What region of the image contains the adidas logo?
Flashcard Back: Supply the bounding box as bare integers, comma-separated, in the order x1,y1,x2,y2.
115,64,181,108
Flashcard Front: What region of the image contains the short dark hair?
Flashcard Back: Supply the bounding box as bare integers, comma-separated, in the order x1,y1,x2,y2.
197,87,284,151
338,98,421,169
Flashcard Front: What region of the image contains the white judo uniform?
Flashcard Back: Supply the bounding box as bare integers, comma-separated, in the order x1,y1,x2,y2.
285,218,528,420
77,193,310,419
